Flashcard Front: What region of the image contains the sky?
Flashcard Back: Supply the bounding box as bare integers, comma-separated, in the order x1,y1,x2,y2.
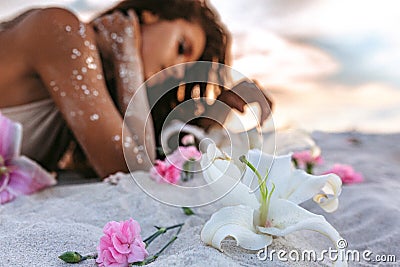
209,0,400,133
1,0,400,133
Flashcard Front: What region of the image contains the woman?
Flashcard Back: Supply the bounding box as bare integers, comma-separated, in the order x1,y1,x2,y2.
0,0,272,178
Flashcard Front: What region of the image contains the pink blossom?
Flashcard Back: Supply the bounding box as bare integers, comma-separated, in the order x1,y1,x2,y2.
0,112,56,204
96,218,148,267
167,146,201,168
292,150,323,169
323,164,364,184
181,134,195,146
150,160,181,184
149,146,201,184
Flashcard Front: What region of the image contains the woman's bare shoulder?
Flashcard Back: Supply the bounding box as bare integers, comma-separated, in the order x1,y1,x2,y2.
26,7,81,27
13,7,85,45
14,7,98,68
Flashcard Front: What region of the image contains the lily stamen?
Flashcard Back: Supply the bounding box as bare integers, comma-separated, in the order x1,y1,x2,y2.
239,155,275,225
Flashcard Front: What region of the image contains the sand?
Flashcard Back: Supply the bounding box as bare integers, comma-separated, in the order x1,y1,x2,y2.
0,131,399,267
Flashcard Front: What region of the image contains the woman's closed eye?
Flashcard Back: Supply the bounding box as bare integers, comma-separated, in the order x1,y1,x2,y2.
178,38,192,56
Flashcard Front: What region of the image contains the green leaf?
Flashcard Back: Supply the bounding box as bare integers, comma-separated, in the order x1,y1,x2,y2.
182,207,194,215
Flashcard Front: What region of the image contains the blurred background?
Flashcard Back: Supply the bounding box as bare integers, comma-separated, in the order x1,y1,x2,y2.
1,0,399,133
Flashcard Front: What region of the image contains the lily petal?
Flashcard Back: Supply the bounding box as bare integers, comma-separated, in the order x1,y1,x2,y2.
7,156,57,195
243,150,293,199
313,174,342,213
201,144,259,209
201,205,272,251
282,170,342,212
0,113,22,160
244,149,342,212
258,198,347,266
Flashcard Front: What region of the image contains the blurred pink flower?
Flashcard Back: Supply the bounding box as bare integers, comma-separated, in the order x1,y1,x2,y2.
323,164,364,184
96,218,148,267
150,160,181,184
167,146,201,167
181,134,195,146
292,150,323,168
0,112,56,204
150,146,201,184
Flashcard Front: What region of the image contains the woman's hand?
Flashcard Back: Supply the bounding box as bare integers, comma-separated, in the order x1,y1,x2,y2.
199,80,273,130
217,80,273,125
93,10,141,61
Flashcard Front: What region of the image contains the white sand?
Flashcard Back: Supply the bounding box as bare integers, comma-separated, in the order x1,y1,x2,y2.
1,131,399,267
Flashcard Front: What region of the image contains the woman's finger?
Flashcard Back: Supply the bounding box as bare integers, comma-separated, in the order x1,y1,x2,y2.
127,9,141,47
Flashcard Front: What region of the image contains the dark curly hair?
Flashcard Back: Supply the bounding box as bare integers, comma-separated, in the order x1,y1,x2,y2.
101,0,229,65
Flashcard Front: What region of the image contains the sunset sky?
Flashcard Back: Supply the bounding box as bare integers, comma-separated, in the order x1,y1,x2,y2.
1,0,399,133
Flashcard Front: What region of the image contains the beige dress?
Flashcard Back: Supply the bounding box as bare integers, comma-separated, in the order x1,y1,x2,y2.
1,98,71,170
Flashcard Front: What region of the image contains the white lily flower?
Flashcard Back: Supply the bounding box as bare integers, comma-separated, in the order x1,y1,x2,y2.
200,144,347,266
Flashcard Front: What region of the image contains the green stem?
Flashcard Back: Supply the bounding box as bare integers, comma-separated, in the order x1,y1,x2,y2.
143,223,184,247
143,228,166,247
182,160,194,181
306,163,314,174
132,224,183,266
239,156,267,200
156,223,184,232
292,158,299,168
239,155,278,225
81,253,97,261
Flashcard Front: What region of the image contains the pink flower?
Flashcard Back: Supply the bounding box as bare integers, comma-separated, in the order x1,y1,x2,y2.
150,160,181,184
150,146,201,184
167,146,201,167
323,164,364,184
96,218,148,267
181,134,195,146
292,150,323,170
0,112,56,204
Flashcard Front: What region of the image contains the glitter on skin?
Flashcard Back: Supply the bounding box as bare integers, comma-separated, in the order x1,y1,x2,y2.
90,114,99,121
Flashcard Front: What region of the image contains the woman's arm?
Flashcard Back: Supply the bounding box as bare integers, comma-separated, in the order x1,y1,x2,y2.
19,8,154,177
92,10,156,163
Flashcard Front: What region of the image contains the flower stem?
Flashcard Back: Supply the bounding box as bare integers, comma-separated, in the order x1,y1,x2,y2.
143,228,166,247
132,224,184,266
143,223,184,247
81,253,97,261
182,160,194,181
292,158,299,168
306,163,314,174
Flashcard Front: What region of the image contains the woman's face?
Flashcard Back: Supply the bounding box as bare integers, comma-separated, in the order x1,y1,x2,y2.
140,14,206,85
